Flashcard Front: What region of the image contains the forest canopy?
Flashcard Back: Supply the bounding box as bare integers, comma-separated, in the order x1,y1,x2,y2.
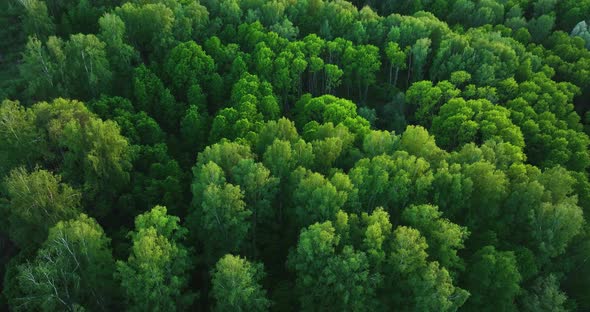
1,0,590,311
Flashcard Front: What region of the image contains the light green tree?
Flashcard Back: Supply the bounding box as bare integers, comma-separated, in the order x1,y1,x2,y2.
211,254,271,312
117,206,195,311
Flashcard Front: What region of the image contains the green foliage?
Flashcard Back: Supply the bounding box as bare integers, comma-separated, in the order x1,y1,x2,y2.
292,171,346,227
88,96,165,145
432,98,524,150
21,0,55,40
164,41,215,100
14,214,118,311
362,129,399,158
0,98,133,217
2,167,80,250
349,152,434,214
231,159,278,221
98,13,136,76
189,161,251,262
20,33,113,101
133,64,180,131
465,246,522,312
115,2,175,57
520,274,569,312
63,33,113,99
288,221,378,311
19,36,63,100
387,225,469,312
2,0,590,311
180,104,208,154
211,73,279,142
0,100,44,175
211,254,270,312
402,204,469,272
117,206,195,311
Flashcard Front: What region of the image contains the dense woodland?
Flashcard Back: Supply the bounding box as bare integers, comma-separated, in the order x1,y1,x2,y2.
1,0,590,310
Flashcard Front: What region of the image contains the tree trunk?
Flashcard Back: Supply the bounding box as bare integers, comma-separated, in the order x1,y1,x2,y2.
389,63,393,85
358,83,363,103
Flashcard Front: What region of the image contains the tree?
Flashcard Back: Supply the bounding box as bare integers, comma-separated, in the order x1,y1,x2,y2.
133,64,180,132
409,38,431,83
87,96,165,146
261,139,314,224
19,36,61,100
310,136,346,172
288,221,378,311
292,172,346,227
520,274,568,312
211,254,271,312
342,44,381,103
324,64,343,94
59,111,133,216
13,214,118,311
262,139,308,179
385,42,407,87
357,207,392,267
528,14,555,43
405,80,460,127
570,20,590,48
211,74,280,142
349,153,433,215
20,34,112,101
1,99,133,217
189,179,251,261
402,204,469,272
128,143,185,217
230,159,278,255
270,18,299,40
172,0,210,42
409,261,469,312
2,168,80,250
180,105,208,155
230,73,280,121
385,226,469,311
115,2,174,59
362,130,399,158
195,141,253,175
461,160,508,231
294,94,367,133
98,13,137,95
63,34,112,99
0,100,44,175
389,226,429,275
464,246,522,312
117,206,195,311
399,125,446,166
163,41,215,101
20,0,55,40
255,118,299,155
530,167,584,260
41,0,114,35
252,42,275,82
432,98,524,150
